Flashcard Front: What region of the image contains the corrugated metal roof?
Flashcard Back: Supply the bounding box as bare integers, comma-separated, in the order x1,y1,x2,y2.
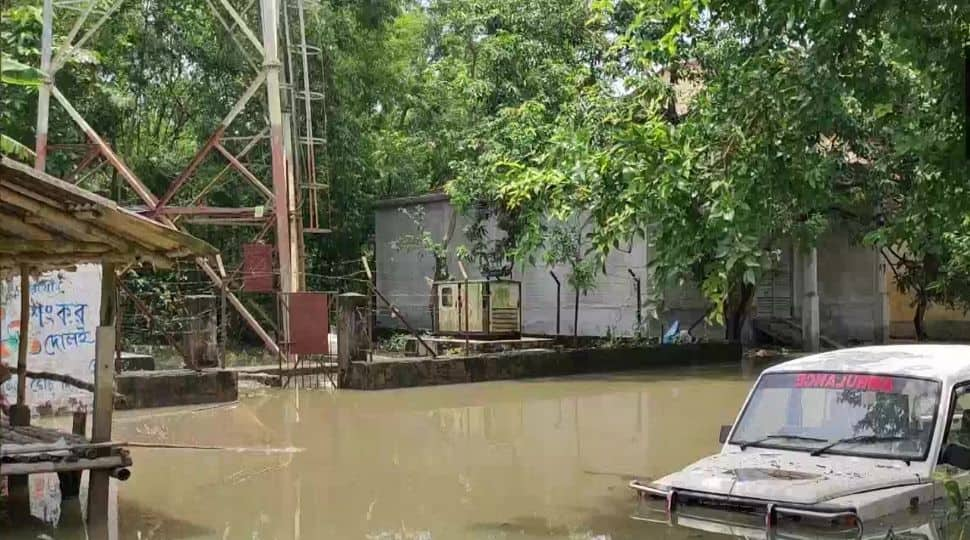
0,156,217,275
374,192,450,209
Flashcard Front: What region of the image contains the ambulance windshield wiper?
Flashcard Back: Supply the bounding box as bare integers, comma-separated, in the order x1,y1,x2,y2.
737,434,827,451
810,434,911,463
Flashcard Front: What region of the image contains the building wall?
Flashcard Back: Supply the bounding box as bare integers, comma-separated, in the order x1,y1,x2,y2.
375,196,885,343
786,232,886,345
888,279,970,341
818,233,885,344
374,195,714,338
375,194,477,330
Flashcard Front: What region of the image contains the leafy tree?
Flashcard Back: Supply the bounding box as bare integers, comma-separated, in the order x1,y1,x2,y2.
543,219,599,339
448,0,970,341
393,206,457,281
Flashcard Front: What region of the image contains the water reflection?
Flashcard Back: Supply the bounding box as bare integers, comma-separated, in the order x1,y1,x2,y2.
3,365,854,539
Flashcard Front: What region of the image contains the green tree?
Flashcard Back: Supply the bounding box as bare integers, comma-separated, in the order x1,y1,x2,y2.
450,0,970,341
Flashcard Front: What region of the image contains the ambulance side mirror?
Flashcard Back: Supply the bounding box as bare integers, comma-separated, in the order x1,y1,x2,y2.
719,425,732,444
941,443,970,470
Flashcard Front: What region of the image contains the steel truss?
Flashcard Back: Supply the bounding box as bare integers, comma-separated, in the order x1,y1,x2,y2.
32,0,332,360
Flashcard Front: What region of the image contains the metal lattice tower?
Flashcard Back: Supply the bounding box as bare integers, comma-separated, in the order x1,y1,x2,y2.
30,0,333,360
282,0,331,236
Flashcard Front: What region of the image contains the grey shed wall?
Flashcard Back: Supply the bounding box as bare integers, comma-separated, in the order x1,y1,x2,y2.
374,195,885,343
374,195,716,338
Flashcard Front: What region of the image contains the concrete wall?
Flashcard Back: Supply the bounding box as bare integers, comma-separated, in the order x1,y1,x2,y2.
889,274,970,341
786,232,885,345
375,196,887,343
374,195,715,338
343,343,743,390
375,194,483,330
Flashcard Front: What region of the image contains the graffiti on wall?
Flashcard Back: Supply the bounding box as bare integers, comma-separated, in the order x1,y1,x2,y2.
0,265,102,414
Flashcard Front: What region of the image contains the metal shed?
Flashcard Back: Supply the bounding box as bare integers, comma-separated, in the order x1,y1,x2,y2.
432,279,521,338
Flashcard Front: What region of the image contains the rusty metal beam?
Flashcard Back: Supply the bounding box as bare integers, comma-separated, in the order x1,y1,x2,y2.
73,158,108,187
205,0,259,73
198,258,280,356
261,0,299,358
32,0,285,360
51,86,159,207
153,206,268,218
155,72,266,211
174,127,269,225
155,127,226,210
214,143,274,201
51,0,126,73
52,0,96,70
216,0,265,55
64,145,101,183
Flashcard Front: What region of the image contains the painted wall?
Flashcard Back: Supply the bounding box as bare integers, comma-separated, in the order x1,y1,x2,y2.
816,233,885,344
888,283,970,341
0,264,102,414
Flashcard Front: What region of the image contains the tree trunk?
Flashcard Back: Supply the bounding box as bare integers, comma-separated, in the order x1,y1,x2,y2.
914,295,928,342
724,282,755,342
434,209,459,280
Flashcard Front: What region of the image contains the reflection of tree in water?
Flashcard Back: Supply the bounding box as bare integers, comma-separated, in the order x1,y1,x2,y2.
837,390,911,437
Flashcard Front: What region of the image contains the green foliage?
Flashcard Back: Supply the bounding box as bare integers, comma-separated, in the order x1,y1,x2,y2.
379,332,410,353
1,55,43,86
393,206,454,280
3,0,970,345
445,0,970,338
543,220,599,295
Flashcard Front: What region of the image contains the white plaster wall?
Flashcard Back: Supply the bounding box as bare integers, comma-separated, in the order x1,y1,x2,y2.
786,231,882,344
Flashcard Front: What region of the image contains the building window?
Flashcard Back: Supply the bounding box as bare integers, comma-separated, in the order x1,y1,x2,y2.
440,286,454,307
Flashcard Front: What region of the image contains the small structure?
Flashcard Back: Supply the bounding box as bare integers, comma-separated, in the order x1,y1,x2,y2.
183,294,219,368
432,279,521,338
0,156,216,533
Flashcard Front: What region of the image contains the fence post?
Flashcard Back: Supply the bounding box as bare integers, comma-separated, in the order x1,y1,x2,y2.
628,268,642,336
549,271,561,336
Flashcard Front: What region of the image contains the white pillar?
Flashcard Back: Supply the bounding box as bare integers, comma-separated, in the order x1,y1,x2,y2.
34,0,54,171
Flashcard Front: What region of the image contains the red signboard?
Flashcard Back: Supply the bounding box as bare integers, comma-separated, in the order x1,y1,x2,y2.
242,243,274,292
288,292,329,355
794,373,895,392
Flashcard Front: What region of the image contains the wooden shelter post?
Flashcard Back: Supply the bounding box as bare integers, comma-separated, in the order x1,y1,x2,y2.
87,263,117,536
11,265,31,426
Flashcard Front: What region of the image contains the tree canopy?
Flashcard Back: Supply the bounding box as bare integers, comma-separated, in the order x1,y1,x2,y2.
2,0,968,341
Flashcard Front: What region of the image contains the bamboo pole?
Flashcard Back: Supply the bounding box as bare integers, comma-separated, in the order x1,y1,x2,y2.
1,440,305,457
87,263,117,534
12,265,30,426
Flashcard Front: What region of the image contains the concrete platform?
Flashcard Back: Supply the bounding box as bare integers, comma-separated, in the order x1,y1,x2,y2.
117,351,155,371
226,363,337,387
115,369,238,410
343,342,742,390
404,336,555,356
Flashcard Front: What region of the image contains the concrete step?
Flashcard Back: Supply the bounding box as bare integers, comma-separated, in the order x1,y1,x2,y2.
753,318,843,350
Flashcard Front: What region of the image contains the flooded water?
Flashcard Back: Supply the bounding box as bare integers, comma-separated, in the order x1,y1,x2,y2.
7,363,962,539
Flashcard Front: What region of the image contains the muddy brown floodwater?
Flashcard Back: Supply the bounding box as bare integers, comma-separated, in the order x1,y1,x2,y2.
10,364,771,539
